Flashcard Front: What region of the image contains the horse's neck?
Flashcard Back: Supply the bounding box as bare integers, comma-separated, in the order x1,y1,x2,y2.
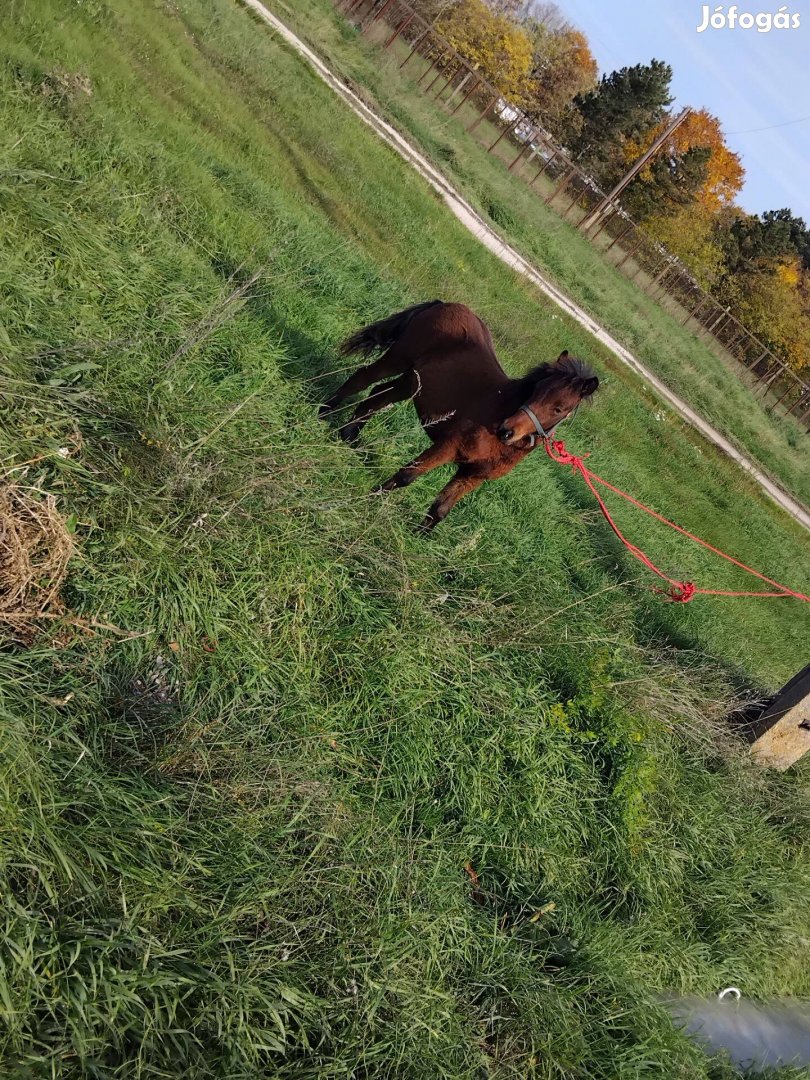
504,374,534,408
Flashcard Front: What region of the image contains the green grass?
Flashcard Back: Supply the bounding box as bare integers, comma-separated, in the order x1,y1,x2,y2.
279,0,810,509
1,0,810,1076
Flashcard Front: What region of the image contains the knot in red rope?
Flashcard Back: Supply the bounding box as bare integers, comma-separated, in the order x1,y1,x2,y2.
545,438,589,470
666,581,696,603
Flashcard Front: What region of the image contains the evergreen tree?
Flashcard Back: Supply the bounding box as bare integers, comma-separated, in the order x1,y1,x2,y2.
565,59,673,182
761,209,810,269
719,208,810,274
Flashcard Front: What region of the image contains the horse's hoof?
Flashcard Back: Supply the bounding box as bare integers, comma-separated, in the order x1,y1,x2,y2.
318,402,334,420
415,516,438,535
338,424,361,445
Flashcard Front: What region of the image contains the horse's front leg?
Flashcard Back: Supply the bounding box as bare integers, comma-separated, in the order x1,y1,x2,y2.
419,470,486,531
374,437,458,494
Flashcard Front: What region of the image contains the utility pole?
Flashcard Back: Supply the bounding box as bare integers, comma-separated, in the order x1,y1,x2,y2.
579,107,692,232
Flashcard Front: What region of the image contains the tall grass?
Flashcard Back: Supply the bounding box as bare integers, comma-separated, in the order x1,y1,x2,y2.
1,0,809,1076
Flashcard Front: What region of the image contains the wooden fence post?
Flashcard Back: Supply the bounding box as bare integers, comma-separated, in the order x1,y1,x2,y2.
754,364,784,391
432,61,461,99
488,114,522,152
615,235,644,270
544,166,576,205
746,349,769,370
654,266,676,301
705,307,726,335
787,391,810,417
560,181,584,218
468,93,499,133
729,329,751,358
450,75,480,115
417,48,443,86
364,0,397,30
508,132,536,171
747,664,810,771
399,28,429,68
683,295,708,327
530,149,559,186
628,258,648,283
424,61,449,94
384,11,414,48
750,361,777,388
605,220,633,252
589,207,615,241
769,381,798,412
444,68,472,107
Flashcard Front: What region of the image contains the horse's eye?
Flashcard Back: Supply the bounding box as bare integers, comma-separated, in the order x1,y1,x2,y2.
554,406,564,415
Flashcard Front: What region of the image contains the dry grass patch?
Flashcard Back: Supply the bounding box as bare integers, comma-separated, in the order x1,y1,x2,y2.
0,482,75,642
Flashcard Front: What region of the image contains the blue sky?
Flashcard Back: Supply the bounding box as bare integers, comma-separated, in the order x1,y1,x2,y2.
556,0,810,219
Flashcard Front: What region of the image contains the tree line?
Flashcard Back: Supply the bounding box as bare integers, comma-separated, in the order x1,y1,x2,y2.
410,0,810,373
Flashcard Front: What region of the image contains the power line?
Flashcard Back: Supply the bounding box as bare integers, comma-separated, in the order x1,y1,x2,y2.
727,115,810,135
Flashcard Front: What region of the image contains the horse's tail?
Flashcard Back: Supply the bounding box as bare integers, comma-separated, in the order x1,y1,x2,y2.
340,300,443,360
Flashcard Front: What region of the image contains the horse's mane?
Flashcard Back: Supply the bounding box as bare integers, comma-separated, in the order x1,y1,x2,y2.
516,354,598,397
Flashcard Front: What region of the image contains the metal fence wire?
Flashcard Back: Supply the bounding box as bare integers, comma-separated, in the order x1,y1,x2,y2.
336,0,810,430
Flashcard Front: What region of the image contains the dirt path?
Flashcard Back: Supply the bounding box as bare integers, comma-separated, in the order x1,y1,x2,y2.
244,0,810,533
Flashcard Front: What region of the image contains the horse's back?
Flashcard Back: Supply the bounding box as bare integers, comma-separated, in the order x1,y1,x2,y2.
403,302,494,358
397,303,509,435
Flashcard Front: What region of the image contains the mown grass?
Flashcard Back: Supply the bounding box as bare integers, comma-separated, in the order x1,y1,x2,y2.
279,0,810,508
1,0,810,1076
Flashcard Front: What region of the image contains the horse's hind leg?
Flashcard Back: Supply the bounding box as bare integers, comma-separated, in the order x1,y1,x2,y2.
320,346,409,419
337,372,414,444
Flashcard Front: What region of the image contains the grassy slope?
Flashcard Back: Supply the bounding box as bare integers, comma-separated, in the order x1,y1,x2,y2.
278,0,810,509
1,0,809,1076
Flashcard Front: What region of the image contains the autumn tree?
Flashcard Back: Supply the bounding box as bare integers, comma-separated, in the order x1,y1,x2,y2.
643,205,726,290
523,20,597,138
437,0,534,102
622,109,744,216
704,208,810,371
734,264,810,372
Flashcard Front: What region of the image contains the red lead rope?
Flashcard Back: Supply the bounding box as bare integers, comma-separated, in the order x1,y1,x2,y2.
544,439,810,604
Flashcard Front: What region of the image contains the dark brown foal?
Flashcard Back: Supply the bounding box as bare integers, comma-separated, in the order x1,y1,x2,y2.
321,301,599,529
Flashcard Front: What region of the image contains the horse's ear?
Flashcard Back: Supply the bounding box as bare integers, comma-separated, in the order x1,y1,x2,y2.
557,350,570,361
580,376,599,398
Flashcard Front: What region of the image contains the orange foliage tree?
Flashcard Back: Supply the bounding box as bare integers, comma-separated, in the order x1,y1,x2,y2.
624,108,744,213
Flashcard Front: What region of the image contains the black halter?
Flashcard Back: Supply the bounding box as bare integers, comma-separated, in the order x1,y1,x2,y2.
520,402,578,447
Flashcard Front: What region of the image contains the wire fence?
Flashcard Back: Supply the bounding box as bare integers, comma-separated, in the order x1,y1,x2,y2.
336,0,810,431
